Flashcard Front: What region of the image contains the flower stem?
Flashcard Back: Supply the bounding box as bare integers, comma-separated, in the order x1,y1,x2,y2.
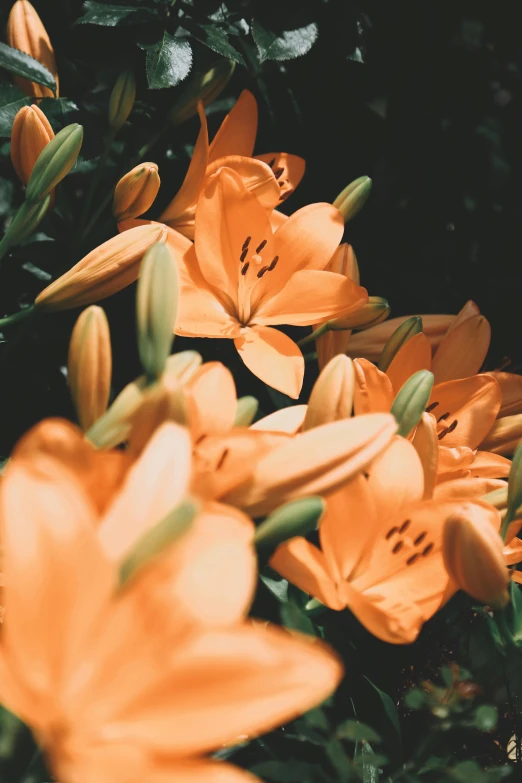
297,322,330,348
0,305,35,330
79,131,116,236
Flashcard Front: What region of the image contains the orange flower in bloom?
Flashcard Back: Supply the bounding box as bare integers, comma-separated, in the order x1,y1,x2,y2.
158,91,305,238
270,437,501,643
7,0,59,98
0,422,342,783
10,104,54,186
172,167,368,398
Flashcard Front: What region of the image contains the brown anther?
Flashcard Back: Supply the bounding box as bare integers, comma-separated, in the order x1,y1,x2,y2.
437,412,450,422
422,543,434,557
279,190,293,201
386,526,399,540
241,262,250,276
406,554,420,566
414,532,427,546
257,266,269,278
392,541,404,554
273,167,284,179
240,248,248,263
267,158,276,168
242,236,251,251
256,239,267,253
446,419,458,434
216,448,229,470
399,519,411,534
426,401,439,413
268,255,279,271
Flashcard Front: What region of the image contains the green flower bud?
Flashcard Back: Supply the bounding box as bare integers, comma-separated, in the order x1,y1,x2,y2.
109,70,136,133
234,396,259,427
136,242,179,381
328,296,390,332
391,370,434,438
169,60,236,126
378,316,423,372
25,123,83,203
255,496,325,557
333,176,372,222
2,194,50,250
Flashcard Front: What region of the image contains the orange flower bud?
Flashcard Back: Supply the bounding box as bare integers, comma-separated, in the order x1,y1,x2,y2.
113,163,160,222
68,306,112,431
34,223,167,312
443,509,510,609
316,244,360,369
7,0,59,98
10,104,54,185
303,355,354,430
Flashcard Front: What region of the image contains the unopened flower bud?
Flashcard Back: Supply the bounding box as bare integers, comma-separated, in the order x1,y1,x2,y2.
113,163,160,222
316,244,361,369
68,305,112,431
3,194,50,250
35,223,167,312
333,176,372,222
25,123,83,204
169,60,236,126
256,497,324,555
108,70,136,133
7,0,59,98
136,242,179,381
443,511,510,609
303,355,354,431
234,396,259,427
391,370,434,438
328,296,390,331
378,316,423,372
10,104,54,186
326,243,360,282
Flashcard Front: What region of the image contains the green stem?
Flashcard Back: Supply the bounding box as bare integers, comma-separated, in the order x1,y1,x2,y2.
495,608,516,649
0,305,35,330
500,509,514,542
0,232,12,264
297,322,330,348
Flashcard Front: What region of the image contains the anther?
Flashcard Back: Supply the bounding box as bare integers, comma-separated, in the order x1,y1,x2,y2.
273,167,284,179
257,266,269,278
386,527,398,540
256,239,267,253
398,519,411,534
216,448,229,470
268,255,279,271
240,249,248,263
414,532,427,546
268,158,276,168
392,541,404,554
446,419,458,434
241,262,250,276
426,401,439,413
422,543,434,557
437,412,450,422
242,236,251,251
406,554,420,566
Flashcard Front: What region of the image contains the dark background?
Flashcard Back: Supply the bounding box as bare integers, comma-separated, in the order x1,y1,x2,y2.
1,0,522,455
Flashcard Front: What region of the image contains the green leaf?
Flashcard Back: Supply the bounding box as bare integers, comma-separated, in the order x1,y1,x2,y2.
363,677,402,759
0,42,56,93
251,19,318,62
76,1,159,26
325,739,352,782
404,688,426,710
251,760,318,783
281,599,316,637
39,98,79,127
188,24,245,65
451,760,487,782
358,741,381,783
139,33,193,90
336,720,381,744
0,97,31,138
473,705,498,732
260,572,289,603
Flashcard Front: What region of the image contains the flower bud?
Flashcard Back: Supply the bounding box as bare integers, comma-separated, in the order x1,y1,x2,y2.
7,0,59,98
113,163,160,222
35,223,167,312
303,355,354,431
68,305,112,431
136,242,179,381
390,369,434,438
108,70,136,133
378,316,423,372
328,297,390,331
25,124,83,204
333,176,372,222
169,60,236,126
126,377,187,457
255,497,324,556
316,244,360,369
10,104,54,186
443,511,510,609
2,194,50,250
234,396,259,427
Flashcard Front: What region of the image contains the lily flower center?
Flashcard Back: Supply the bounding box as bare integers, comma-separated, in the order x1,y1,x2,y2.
237,234,279,325
426,401,459,441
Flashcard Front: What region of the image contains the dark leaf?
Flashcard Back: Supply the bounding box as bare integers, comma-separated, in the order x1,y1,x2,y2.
280,599,316,637
76,1,159,26
0,97,31,138
0,42,56,93
336,720,381,744
38,98,79,128
473,705,498,732
139,33,192,90
363,676,402,760
188,24,245,66
251,18,318,62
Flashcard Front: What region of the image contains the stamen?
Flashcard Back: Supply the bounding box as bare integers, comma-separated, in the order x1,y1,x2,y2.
422,543,434,557
257,266,269,278
437,412,450,422
242,236,251,251
398,519,411,534
406,554,420,566
426,401,439,413
216,448,229,470
392,541,404,554
414,532,427,546
267,158,276,168
251,254,263,266
446,419,458,434
273,167,284,179
256,239,267,253
268,256,279,271
386,526,398,540
240,248,248,263
241,262,250,276
279,189,293,201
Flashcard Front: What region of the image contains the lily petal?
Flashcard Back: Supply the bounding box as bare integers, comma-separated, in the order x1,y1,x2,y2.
205,156,281,212
412,413,439,499
346,314,456,362
185,362,238,439
386,333,432,394
491,371,522,418
234,325,304,399
208,89,258,162
470,451,511,478
270,537,344,610
481,414,522,456
429,374,502,449
431,314,491,384
252,405,307,434
434,477,507,501
353,358,394,414
255,152,306,203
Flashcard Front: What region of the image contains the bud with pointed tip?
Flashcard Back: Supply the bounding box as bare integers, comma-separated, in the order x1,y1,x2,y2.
10,104,54,186
169,60,236,126
256,497,324,556
108,70,136,133
443,511,510,609
35,223,167,312
113,162,160,222
328,296,390,331
303,356,354,431
2,193,50,252
136,242,178,381
68,305,112,431
7,0,59,98
378,316,423,372
25,124,83,204
391,369,434,438
333,176,372,222
234,396,259,427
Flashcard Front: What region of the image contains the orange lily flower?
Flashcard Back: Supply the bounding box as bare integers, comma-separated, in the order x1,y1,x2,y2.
170,167,368,398
270,437,502,644
0,424,342,783
158,91,305,238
